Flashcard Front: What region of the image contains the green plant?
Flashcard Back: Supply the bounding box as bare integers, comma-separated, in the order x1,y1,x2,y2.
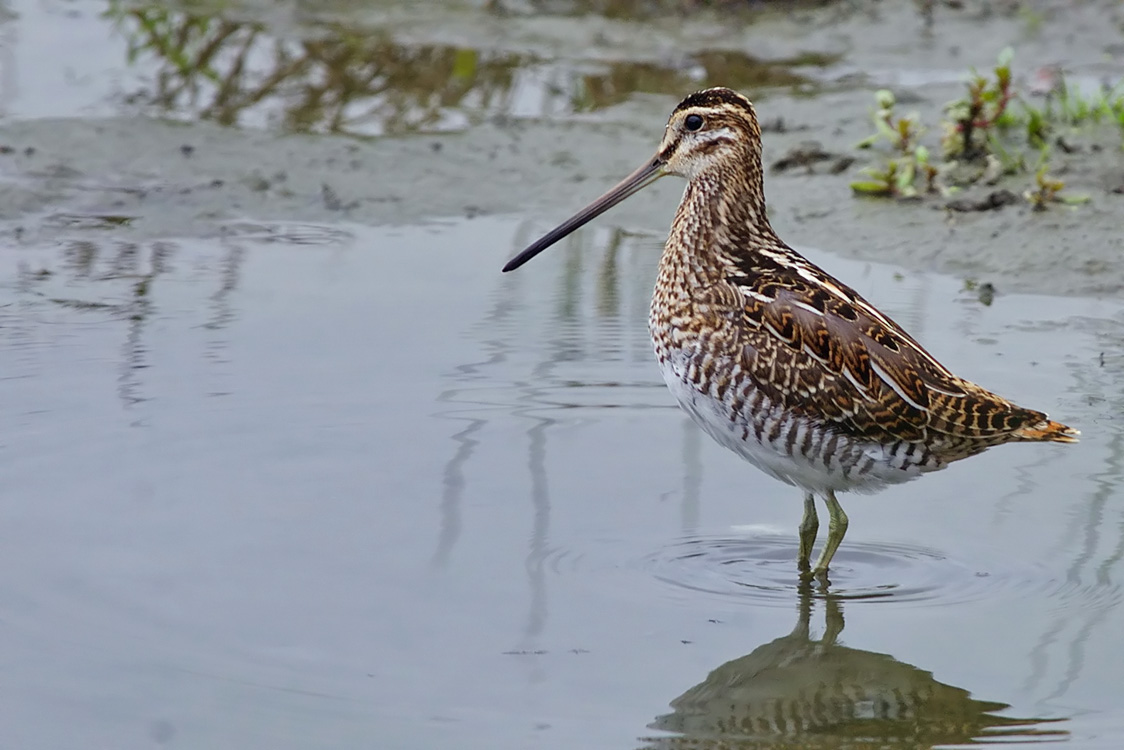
941,48,1015,161
1048,78,1124,126
851,90,938,198
856,89,922,153
852,48,1119,208
1024,161,1089,211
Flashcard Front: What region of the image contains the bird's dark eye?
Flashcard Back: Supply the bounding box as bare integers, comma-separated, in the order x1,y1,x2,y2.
684,114,704,132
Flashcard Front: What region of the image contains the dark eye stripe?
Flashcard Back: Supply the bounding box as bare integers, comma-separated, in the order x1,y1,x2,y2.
695,137,734,154
659,135,681,161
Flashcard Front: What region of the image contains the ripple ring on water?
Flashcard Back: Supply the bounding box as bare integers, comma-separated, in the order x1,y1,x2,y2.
640,533,1118,609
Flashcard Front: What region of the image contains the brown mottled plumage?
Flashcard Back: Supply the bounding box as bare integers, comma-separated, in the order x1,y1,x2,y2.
503,87,1077,583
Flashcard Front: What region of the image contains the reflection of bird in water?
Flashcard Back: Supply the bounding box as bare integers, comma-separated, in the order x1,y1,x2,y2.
503,87,1077,582
642,587,1067,749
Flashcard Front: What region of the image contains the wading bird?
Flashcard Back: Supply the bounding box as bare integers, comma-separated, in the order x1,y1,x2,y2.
502,87,1077,583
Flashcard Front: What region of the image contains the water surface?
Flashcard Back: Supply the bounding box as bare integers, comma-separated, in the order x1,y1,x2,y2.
3,216,1124,748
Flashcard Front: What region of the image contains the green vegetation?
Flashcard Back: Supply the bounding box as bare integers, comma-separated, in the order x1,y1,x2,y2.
1025,162,1090,211
852,48,1123,208
939,47,1017,163
851,90,936,199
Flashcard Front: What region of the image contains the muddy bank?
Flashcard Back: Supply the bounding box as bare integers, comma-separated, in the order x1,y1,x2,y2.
1,0,1123,296
3,92,1122,296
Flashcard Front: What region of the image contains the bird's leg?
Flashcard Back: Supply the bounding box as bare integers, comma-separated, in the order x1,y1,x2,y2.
822,593,844,645
797,492,818,578
811,490,848,585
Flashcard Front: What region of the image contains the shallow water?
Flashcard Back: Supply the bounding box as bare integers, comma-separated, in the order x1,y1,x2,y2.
12,1,832,135
4,0,1124,748
3,215,1123,748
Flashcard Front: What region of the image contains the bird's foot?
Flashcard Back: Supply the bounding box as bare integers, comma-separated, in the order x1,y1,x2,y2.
814,567,831,589
798,559,813,582
799,566,831,589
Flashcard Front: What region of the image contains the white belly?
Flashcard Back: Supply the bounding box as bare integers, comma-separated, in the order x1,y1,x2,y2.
656,351,934,495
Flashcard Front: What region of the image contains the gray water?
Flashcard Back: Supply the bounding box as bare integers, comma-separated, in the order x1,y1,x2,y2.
4,1,1124,749
5,217,1124,748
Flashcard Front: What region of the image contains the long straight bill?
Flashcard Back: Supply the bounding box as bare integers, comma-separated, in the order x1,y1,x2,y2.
502,156,665,272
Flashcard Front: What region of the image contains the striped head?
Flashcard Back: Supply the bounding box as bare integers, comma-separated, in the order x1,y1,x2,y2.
502,87,764,272
656,87,764,180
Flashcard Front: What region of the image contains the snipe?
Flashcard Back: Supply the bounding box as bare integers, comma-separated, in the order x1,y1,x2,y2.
503,87,1077,584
